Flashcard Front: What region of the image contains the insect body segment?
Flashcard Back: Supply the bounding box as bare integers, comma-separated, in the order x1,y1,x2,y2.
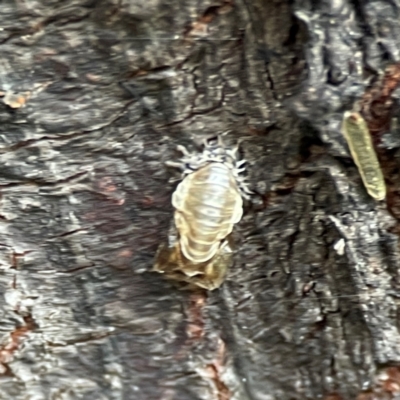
154,136,250,290
341,111,386,201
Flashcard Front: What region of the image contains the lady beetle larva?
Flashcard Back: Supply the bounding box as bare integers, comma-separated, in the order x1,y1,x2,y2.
153,136,251,290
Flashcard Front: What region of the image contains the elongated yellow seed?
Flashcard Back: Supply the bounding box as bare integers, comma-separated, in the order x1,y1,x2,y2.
341,111,386,201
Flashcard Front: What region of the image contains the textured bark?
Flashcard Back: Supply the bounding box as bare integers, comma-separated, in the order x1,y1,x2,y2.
1,0,400,399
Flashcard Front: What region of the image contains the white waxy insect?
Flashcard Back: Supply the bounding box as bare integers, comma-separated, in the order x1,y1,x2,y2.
341,111,386,201
154,136,251,290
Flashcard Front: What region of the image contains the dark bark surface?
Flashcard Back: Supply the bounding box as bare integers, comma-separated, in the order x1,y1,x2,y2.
1,0,400,399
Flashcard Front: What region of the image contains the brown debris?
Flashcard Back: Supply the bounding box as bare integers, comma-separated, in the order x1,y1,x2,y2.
204,362,231,400
0,316,35,375
0,82,51,109
360,63,400,137
379,367,400,395
10,250,33,270
199,338,230,400
185,292,207,341
171,294,231,399
184,1,233,38
1,90,32,109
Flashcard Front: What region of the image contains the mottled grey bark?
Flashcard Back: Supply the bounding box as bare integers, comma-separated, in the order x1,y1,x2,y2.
1,0,400,399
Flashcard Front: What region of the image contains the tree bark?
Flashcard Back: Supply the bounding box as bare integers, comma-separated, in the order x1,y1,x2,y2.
1,0,400,399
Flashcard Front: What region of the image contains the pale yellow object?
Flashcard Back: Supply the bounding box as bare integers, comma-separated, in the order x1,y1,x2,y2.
172,162,243,263
341,111,386,201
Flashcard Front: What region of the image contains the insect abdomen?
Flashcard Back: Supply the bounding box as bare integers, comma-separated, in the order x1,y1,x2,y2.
172,163,243,263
